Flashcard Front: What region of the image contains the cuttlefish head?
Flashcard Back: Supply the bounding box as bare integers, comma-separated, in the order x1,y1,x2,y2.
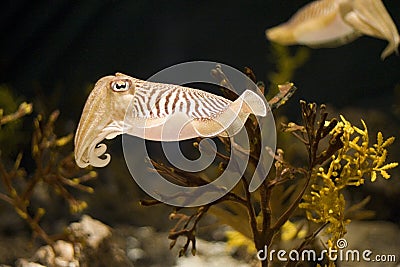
74,73,136,168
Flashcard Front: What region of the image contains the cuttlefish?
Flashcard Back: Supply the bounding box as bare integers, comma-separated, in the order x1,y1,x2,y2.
266,0,399,59
74,73,266,168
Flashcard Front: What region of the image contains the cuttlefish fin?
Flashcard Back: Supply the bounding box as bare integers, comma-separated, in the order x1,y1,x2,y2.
191,90,265,138
342,0,399,59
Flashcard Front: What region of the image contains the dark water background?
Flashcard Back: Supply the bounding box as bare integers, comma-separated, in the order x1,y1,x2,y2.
1,0,399,113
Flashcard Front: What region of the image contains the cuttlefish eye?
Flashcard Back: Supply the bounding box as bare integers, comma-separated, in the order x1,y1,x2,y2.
111,79,131,92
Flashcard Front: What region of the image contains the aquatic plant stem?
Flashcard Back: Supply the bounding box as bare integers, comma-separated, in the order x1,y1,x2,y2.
259,181,274,267
241,177,259,247
271,173,310,232
0,158,52,244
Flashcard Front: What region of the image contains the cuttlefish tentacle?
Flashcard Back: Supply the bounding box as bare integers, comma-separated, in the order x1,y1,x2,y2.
74,73,267,168
266,0,399,59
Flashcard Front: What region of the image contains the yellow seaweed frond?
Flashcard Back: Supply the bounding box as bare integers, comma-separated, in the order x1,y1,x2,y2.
55,133,74,147
225,230,257,255
281,220,307,241
267,44,309,98
300,115,397,249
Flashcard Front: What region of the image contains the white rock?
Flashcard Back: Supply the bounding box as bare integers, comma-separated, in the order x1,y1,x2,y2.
32,245,55,266
127,248,145,261
16,259,46,267
54,257,79,267
53,240,74,261
174,239,251,267
68,215,111,249
126,236,140,249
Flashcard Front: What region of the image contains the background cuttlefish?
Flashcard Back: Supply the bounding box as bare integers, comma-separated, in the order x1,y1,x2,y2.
74,73,266,168
266,0,400,59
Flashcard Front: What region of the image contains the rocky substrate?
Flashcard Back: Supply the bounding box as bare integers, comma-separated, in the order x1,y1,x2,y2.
1,215,399,267
0,215,250,267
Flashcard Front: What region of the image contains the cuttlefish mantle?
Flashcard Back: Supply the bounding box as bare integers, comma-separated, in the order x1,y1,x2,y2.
266,0,399,59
